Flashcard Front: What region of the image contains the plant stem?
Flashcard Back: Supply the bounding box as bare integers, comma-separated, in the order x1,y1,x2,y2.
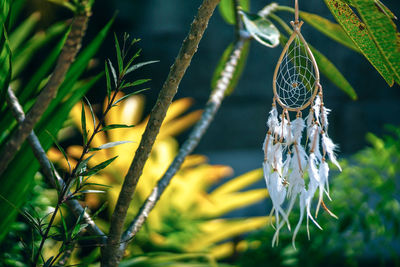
33,202,60,266
120,37,247,249
101,0,221,265
5,87,106,242
0,8,90,176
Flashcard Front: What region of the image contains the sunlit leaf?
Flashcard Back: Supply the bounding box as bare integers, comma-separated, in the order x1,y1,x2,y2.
125,60,159,75
100,124,135,132
239,10,280,48
107,58,117,87
90,141,132,151
324,0,394,86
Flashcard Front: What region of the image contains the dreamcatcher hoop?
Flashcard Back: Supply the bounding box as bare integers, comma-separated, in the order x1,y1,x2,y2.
272,0,320,112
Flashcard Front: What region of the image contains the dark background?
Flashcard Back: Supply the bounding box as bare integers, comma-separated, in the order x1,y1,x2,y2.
31,0,400,174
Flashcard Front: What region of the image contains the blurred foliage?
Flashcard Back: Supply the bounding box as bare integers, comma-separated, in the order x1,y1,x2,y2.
0,0,113,243
49,93,271,265
237,126,400,267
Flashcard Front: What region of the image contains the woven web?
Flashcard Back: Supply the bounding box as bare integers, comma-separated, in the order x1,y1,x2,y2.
275,36,316,109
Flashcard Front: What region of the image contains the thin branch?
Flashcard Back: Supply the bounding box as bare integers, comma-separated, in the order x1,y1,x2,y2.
0,8,90,175
5,87,105,243
121,37,247,249
101,0,221,265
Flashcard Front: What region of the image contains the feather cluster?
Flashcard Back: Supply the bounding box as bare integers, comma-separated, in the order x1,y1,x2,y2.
262,96,341,247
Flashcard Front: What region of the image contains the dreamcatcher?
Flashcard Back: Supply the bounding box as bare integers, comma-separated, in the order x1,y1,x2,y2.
262,0,341,247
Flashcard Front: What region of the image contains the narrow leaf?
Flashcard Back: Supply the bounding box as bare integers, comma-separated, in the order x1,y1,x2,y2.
46,130,71,172
107,58,117,87
299,11,359,52
79,190,106,194
83,156,118,176
114,33,123,73
125,60,159,75
112,88,149,106
239,10,280,48
81,101,88,145
92,141,132,150
105,60,112,101
324,0,394,86
121,79,151,89
84,96,96,131
100,124,135,132
76,154,94,175
59,208,68,241
9,12,40,51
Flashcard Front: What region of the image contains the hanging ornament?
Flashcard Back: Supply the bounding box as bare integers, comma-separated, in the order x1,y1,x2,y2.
262,0,341,247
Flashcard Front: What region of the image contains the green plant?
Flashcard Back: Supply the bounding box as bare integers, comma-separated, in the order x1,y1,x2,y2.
237,125,400,267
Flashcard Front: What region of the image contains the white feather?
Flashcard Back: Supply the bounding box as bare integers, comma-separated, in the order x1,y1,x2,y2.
322,133,342,171
291,117,305,142
267,106,279,133
305,153,323,239
313,96,321,124
315,160,329,217
321,105,330,131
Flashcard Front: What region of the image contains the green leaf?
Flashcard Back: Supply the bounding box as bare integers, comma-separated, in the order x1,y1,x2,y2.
299,11,359,52
81,101,88,145
107,58,117,87
105,60,112,100
76,154,94,175
91,141,132,151
324,0,394,86
71,207,88,239
112,88,149,106
239,10,280,48
46,130,71,172
59,208,68,241
79,190,106,194
219,0,249,25
83,156,118,176
8,12,40,52
18,30,68,105
352,0,400,85
0,25,11,112
125,60,159,75
12,21,66,78
114,32,123,74
84,96,96,131
100,124,135,132
121,79,151,89
211,40,250,96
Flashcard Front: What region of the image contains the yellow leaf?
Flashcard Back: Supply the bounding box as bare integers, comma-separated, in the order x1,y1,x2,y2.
187,217,270,251
197,189,267,217
212,168,263,195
